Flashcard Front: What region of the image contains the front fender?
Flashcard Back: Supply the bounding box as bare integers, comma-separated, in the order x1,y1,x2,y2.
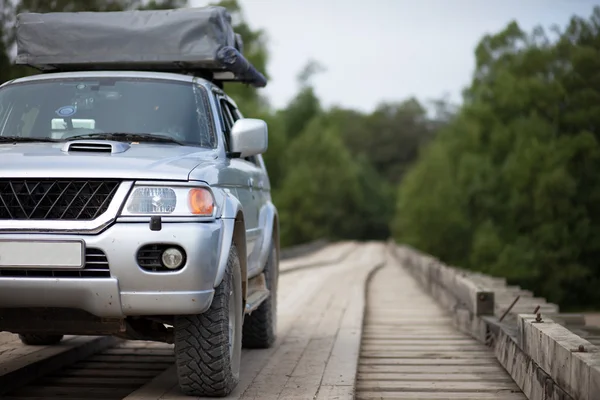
213,192,246,291
247,201,278,278
219,189,243,219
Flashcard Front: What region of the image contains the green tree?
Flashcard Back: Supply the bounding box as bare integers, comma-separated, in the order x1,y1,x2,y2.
332,98,439,184
280,60,325,141
276,116,364,246
260,110,287,191
262,60,326,194
394,6,600,309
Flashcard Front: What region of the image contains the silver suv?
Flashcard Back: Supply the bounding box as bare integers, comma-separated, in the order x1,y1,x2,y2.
0,70,279,397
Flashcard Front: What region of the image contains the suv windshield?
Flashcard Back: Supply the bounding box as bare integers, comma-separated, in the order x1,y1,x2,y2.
0,77,216,148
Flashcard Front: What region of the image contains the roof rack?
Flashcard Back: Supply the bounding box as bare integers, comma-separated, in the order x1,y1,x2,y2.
14,6,267,88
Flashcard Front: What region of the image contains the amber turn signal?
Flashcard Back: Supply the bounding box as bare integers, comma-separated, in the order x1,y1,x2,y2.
188,188,214,215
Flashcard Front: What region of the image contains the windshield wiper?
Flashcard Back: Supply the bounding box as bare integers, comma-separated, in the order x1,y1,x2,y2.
0,136,59,143
65,132,185,145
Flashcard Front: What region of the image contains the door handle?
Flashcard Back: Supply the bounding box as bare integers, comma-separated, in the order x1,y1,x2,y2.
248,178,254,191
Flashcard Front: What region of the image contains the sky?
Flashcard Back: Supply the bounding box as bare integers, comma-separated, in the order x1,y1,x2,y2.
196,0,596,113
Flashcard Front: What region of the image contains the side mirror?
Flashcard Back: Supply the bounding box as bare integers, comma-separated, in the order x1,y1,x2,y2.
230,118,268,158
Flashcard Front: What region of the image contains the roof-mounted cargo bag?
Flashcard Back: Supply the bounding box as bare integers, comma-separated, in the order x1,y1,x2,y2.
14,6,267,88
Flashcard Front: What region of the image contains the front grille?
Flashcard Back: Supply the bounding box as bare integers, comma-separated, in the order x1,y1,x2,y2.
0,179,121,220
0,248,110,278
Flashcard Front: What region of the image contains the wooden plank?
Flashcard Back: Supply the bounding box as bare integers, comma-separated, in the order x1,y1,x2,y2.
360,339,481,345
357,380,521,391
276,274,351,399
36,375,150,386
2,397,93,400
155,242,383,400
360,344,489,352
234,278,339,399
356,392,527,399
361,334,471,340
57,368,160,378
357,372,515,381
315,384,354,400
238,244,382,400
8,385,133,397
86,354,174,363
0,336,79,363
356,260,523,400
359,364,508,374
102,348,173,356
360,350,498,359
359,358,505,366
74,361,169,370
0,335,119,396
122,365,178,400
4,340,170,399
319,248,386,390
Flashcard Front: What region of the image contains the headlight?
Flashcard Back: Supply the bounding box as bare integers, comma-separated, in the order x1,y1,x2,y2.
122,186,215,216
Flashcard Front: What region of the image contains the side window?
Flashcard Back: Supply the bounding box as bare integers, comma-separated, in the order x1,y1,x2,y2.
218,98,234,150
221,98,259,166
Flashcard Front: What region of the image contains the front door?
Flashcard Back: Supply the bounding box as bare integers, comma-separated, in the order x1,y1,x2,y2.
216,97,263,259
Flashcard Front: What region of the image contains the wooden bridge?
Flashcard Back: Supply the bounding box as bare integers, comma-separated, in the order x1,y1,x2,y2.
0,241,598,400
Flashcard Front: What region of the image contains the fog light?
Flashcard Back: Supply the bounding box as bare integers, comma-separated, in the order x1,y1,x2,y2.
162,248,184,269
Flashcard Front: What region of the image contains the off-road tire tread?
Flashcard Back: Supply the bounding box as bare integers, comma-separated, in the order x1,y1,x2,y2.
242,243,278,349
174,245,240,397
18,334,64,346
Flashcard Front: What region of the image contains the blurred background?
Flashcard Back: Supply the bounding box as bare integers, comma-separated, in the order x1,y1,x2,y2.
1,0,599,312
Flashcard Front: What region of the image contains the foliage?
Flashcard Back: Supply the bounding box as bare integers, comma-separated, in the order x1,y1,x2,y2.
276,116,364,246
394,6,600,310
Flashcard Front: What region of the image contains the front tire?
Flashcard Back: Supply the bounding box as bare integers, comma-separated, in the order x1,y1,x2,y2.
18,334,64,346
242,242,278,348
174,244,243,397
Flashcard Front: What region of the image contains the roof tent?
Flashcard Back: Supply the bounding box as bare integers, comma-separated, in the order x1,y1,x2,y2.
14,6,267,88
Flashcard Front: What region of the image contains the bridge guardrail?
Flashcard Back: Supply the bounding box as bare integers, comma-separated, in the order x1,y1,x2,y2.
388,240,600,400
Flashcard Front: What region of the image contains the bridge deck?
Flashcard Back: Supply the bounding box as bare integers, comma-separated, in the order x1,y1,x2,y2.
0,242,539,399
356,261,526,399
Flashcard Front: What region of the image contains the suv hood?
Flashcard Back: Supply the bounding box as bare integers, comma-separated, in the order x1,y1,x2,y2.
0,141,219,181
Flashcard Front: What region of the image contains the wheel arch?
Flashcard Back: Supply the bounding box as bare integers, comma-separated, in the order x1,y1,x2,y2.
232,211,248,302
272,212,280,263
214,193,248,302
249,202,279,276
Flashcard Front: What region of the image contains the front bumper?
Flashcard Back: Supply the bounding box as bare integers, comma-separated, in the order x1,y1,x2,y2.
0,220,227,318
